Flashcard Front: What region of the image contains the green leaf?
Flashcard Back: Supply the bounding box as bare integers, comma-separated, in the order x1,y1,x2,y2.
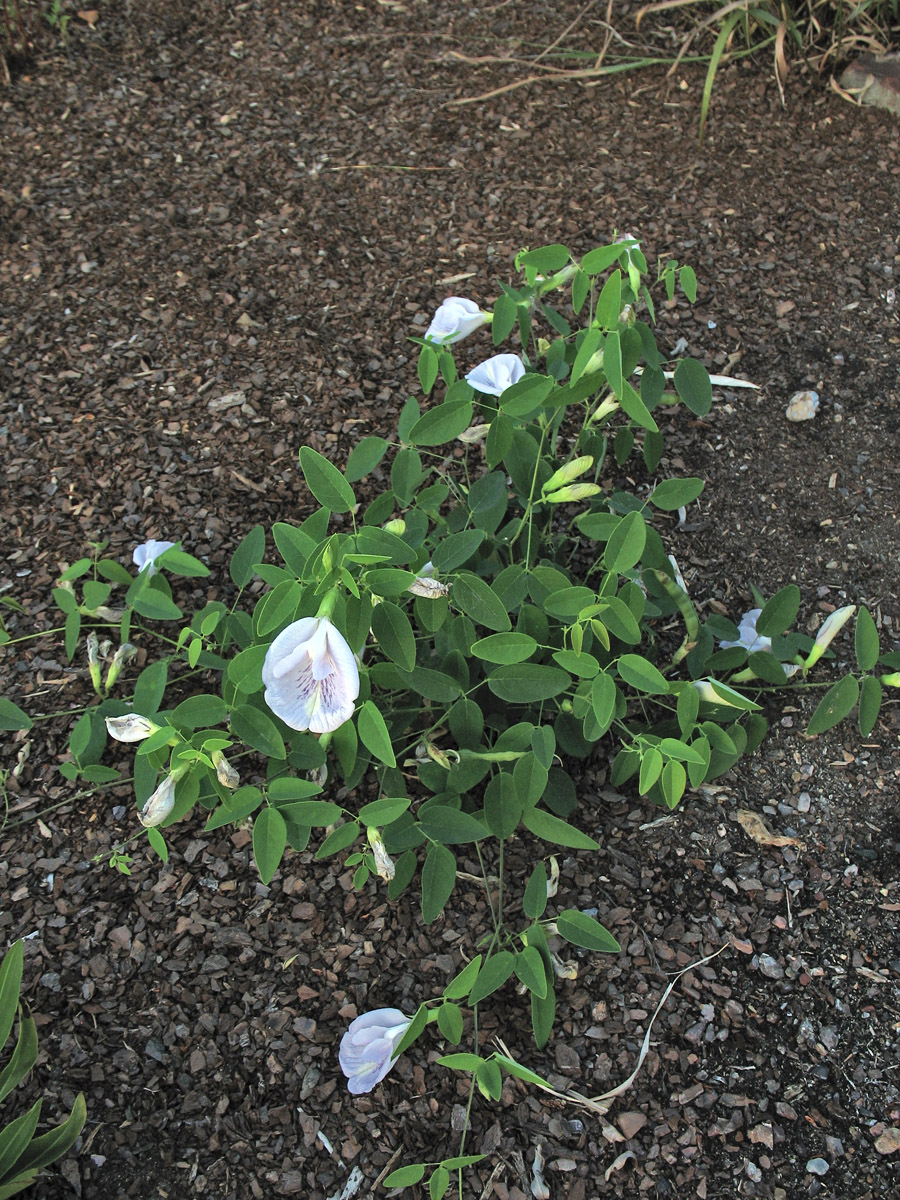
443,955,482,1000
595,269,622,328
156,548,210,578
252,806,287,885
441,1155,487,1171
409,399,474,446
64,610,81,660
648,477,706,511
130,586,183,622
570,327,603,386
484,773,523,839
756,585,801,638
859,675,882,737
371,601,416,672
0,699,32,733
581,243,626,274
467,950,515,1006
471,633,537,665
431,529,485,572
345,436,389,483
437,1051,485,1072
855,606,879,672
639,747,663,794
661,758,687,808
146,826,169,863
531,983,556,1049
437,1001,463,1045
230,705,286,759
9,1091,86,1181
171,694,229,729
453,573,511,633
357,700,396,767
227,643,269,694
230,524,266,588
604,329,623,396
673,357,712,416
358,797,411,827
299,446,356,513
515,946,548,998
616,654,669,695
499,373,555,417
521,807,599,850
617,380,658,432
518,244,570,273
418,343,439,394
806,675,860,736
275,802,344,827
82,580,112,610
603,510,646,573
0,942,24,1059
391,445,424,505
487,664,570,703
422,843,457,924
492,291,518,344
523,863,548,920
315,821,360,859
272,522,316,574
679,264,698,302
556,909,620,953
418,806,489,844
384,1165,427,1188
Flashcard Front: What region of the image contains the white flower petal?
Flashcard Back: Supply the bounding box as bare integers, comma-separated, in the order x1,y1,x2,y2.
263,617,359,734
424,297,488,345
465,353,525,397
132,539,176,576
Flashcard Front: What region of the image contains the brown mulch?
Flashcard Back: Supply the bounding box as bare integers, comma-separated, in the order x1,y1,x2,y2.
2,2,899,1198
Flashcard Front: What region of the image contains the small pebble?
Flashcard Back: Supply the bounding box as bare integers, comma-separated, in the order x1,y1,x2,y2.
786,390,820,422
806,1158,829,1175
797,792,811,813
757,954,784,980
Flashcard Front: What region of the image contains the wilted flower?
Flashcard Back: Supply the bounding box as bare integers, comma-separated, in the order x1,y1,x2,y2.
262,617,359,734
457,423,492,444
408,561,449,599
133,539,176,576
212,750,239,790
105,713,159,743
139,774,177,827
339,1008,412,1094
465,353,525,397
367,828,396,881
804,604,856,672
719,609,773,655
424,297,490,345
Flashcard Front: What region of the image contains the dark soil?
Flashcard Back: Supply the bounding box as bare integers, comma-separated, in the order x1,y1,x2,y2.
2,3,899,1199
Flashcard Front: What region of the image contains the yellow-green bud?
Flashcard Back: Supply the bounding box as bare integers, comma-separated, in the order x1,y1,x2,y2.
542,456,594,497
382,519,406,535
544,482,602,504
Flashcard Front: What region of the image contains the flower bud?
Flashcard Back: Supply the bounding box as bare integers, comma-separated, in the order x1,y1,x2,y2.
691,679,746,708
543,482,602,504
382,519,406,535
105,713,159,743
803,605,856,673
880,671,900,688
86,632,103,694
424,297,490,346
588,396,620,425
104,642,137,692
542,455,594,496
212,750,239,790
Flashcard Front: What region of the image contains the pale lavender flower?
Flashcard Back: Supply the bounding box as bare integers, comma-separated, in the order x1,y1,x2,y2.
465,353,525,398
719,609,772,655
339,1008,412,1094
133,539,176,576
424,297,489,345
262,617,359,734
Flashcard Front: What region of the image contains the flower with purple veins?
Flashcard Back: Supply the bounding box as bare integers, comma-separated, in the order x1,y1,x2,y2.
262,617,359,735
339,1008,412,1094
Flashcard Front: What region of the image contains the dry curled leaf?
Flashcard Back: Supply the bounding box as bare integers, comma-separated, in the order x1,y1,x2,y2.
736,809,804,848
77,10,99,26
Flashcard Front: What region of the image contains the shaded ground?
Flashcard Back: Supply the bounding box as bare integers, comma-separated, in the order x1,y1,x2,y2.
1,2,899,1198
